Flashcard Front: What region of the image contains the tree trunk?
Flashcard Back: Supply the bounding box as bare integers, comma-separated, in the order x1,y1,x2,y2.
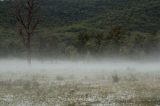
27,36,31,65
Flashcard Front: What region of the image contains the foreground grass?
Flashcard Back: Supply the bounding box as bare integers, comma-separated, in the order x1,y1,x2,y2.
0,71,160,106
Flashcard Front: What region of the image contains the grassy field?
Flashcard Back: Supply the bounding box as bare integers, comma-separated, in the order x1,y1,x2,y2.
0,68,160,106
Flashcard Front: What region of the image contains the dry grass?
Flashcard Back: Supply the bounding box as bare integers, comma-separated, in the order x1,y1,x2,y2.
0,71,159,106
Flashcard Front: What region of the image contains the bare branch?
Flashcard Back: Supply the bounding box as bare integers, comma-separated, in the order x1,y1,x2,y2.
12,0,40,64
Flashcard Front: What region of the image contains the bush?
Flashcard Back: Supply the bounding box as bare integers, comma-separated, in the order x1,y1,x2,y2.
112,74,120,83
56,75,64,81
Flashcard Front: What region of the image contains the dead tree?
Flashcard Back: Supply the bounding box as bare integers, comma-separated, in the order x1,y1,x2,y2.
13,0,39,64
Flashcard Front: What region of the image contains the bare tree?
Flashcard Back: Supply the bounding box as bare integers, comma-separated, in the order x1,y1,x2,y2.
13,0,40,64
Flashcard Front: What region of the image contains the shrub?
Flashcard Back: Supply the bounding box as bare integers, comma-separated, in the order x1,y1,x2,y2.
112,74,120,83
56,75,64,81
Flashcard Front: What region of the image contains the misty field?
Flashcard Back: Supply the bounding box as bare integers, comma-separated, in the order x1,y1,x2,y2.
0,60,160,106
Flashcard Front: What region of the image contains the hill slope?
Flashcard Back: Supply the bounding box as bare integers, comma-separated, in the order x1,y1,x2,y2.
0,0,160,57
0,0,160,32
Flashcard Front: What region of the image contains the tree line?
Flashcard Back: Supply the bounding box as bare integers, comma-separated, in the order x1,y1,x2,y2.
0,0,160,62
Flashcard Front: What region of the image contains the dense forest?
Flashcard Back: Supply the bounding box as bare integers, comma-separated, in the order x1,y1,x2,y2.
0,0,160,58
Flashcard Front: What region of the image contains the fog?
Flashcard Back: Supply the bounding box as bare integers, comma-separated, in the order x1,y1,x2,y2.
0,58,160,106
0,58,160,73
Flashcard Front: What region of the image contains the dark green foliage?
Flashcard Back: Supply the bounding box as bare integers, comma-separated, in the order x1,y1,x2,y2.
0,0,160,32
77,32,89,54
0,0,160,58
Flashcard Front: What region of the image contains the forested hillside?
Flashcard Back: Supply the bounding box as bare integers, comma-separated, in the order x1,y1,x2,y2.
0,0,160,58
1,0,160,32
41,0,160,33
